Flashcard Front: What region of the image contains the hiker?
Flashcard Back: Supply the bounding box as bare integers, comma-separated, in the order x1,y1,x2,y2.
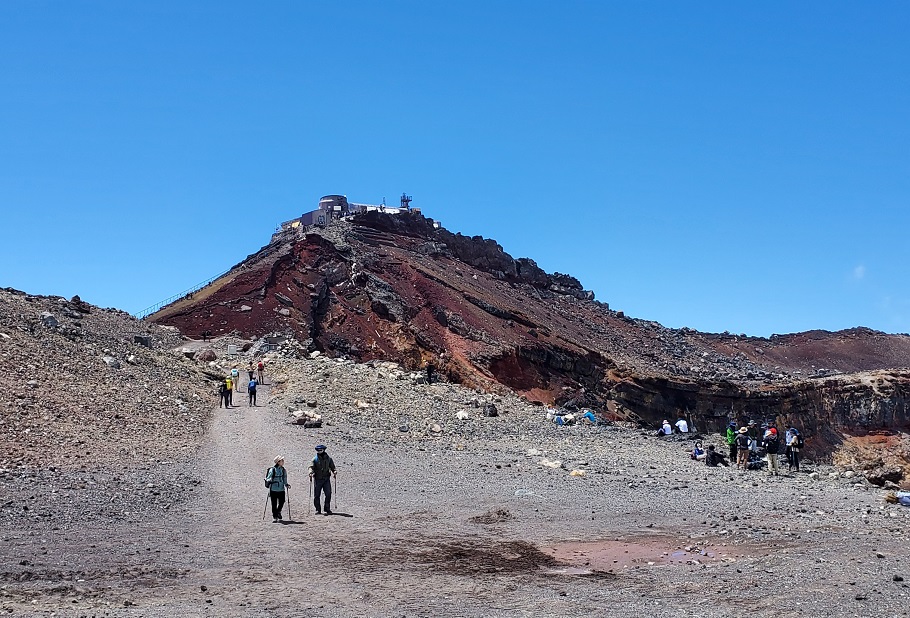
674,414,689,433
218,381,230,408
785,427,802,472
225,376,233,407
248,377,258,407
265,456,290,523
726,421,738,462
705,445,728,467
735,427,750,470
309,444,336,515
231,367,240,392
690,441,706,461
425,362,435,384
656,420,673,436
257,360,265,384
747,420,761,453
247,360,255,382
763,425,781,476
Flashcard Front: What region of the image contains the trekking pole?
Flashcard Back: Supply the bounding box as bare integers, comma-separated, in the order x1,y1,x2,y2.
286,487,291,521
333,474,338,512
262,493,269,521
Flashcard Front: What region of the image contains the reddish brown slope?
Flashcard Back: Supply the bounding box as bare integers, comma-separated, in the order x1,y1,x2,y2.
150,211,910,439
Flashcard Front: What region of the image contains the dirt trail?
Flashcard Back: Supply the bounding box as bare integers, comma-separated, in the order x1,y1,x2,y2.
6,380,910,617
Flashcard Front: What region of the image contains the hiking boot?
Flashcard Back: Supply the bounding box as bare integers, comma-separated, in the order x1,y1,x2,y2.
324,510,332,516
272,518,278,523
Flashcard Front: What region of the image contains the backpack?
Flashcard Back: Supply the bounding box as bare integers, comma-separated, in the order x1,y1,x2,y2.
264,466,273,488
796,435,805,449
765,437,779,453
249,380,257,391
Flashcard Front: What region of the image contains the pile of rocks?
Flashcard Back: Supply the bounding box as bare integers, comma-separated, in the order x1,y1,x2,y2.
0,288,215,471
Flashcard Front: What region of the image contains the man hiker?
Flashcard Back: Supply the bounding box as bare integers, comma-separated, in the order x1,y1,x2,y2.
257,360,265,384
218,380,230,408
231,367,240,391
705,444,729,467
247,360,255,382
265,456,290,522
735,427,750,470
763,425,781,476
309,444,336,515
225,376,233,407
248,377,258,407
785,427,802,472
726,421,738,462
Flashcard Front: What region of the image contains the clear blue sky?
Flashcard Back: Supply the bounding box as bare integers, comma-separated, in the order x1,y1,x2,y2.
2,2,908,337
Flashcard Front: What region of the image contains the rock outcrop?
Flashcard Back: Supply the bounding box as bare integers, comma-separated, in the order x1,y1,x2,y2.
148,211,910,459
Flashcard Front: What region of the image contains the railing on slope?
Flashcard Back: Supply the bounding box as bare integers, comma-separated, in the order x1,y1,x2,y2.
135,268,233,320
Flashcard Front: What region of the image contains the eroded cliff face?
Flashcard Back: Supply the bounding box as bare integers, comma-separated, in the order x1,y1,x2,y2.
150,211,910,461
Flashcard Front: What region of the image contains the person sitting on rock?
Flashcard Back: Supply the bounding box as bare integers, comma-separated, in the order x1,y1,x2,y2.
705,445,729,467
674,415,689,433
690,441,706,460
656,419,673,436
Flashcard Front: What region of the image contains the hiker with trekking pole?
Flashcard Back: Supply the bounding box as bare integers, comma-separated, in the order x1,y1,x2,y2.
309,444,336,515
264,456,291,523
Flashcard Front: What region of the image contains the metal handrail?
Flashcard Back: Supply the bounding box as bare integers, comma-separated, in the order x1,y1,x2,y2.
135,268,233,319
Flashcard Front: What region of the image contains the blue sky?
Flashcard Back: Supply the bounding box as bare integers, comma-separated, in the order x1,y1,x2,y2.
1,2,907,337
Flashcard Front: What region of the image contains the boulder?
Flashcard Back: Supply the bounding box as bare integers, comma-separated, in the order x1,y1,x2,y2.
102,356,121,369
483,403,499,417
240,305,253,312
866,466,904,487
39,312,58,328
195,349,217,362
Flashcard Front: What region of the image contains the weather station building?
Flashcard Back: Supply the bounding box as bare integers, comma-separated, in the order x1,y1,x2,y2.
281,193,439,231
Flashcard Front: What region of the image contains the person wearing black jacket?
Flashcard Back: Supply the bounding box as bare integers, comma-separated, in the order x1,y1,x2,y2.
309,445,337,515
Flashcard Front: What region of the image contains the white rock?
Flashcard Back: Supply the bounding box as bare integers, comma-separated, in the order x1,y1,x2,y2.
539,458,562,469
240,305,252,312
455,411,470,420
309,351,321,359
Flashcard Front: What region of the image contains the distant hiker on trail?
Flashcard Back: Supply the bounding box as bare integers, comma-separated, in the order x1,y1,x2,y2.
231,367,240,391
309,444,336,515
763,425,781,476
425,362,435,384
705,445,728,467
726,421,738,462
219,381,230,408
735,428,750,470
674,414,689,434
257,360,265,384
247,361,255,382
248,377,258,407
656,420,673,436
786,427,802,472
265,456,290,523
225,376,233,407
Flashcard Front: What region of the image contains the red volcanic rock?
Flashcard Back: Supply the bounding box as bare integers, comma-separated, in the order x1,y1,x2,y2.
149,211,910,442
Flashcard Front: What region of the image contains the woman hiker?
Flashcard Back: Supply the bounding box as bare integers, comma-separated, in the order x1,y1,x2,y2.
265,456,290,523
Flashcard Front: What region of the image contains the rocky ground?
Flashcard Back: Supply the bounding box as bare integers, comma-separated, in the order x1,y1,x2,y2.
2,323,910,616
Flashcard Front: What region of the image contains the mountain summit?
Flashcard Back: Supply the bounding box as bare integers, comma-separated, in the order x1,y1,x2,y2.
149,208,910,442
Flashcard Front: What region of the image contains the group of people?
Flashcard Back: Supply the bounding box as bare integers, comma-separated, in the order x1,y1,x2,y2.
264,445,337,522
725,420,804,474
656,414,690,435
668,416,805,475
218,359,266,408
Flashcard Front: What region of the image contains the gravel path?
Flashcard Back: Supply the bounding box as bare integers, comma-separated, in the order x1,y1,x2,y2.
3,363,910,617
